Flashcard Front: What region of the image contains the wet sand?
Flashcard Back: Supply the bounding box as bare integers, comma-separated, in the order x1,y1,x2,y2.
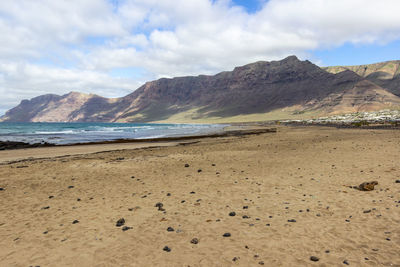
0,126,399,266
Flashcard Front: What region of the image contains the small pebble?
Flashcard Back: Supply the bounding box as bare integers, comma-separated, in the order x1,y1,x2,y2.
259,261,264,265
343,260,349,265
310,256,319,262
229,212,236,216
116,218,125,227
197,169,202,173
122,226,132,231
190,238,199,244
223,233,231,237
72,220,79,224
163,246,171,252
395,180,400,183
288,219,296,222
68,186,74,189
167,227,174,232
184,164,189,167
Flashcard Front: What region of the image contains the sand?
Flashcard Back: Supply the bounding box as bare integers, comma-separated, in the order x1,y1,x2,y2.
0,126,399,266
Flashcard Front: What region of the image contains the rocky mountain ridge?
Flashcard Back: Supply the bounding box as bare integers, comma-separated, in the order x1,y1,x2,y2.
1,56,400,123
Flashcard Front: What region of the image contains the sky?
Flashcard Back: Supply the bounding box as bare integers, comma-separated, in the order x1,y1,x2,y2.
1,0,400,115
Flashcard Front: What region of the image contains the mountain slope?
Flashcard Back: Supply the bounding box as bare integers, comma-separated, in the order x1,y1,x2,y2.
324,60,400,97
2,56,400,123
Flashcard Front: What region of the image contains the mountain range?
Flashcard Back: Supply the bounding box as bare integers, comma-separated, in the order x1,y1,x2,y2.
1,56,400,123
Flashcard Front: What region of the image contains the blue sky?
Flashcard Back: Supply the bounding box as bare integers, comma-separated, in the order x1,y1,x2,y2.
0,0,400,115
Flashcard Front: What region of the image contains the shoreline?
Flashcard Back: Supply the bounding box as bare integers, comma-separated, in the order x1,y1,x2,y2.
0,126,277,164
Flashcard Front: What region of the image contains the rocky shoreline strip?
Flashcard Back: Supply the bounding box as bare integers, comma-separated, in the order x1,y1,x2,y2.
0,127,277,151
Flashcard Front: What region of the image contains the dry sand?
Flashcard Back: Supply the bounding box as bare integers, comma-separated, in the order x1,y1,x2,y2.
0,126,399,266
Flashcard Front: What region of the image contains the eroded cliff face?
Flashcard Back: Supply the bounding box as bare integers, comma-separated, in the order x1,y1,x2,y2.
2,56,400,123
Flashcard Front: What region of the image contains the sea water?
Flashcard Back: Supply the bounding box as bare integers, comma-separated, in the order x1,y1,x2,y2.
0,122,226,145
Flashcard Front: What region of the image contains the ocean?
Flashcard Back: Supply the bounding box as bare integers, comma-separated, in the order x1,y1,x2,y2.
0,122,226,145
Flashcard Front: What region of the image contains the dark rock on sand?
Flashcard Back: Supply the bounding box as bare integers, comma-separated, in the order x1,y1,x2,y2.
41,206,50,210
122,226,132,231
184,164,190,167
197,169,202,173
310,256,319,262
116,218,125,227
0,187,4,191
68,186,74,189
167,227,174,232
48,195,54,199
190,238,199,244
163,246,171,252
243,206,248,209
155,202,164,211
288,219,296,222
229,212,236,216
72,220,79,224
343,260,349,265
223,233,231,237
395,180,400,183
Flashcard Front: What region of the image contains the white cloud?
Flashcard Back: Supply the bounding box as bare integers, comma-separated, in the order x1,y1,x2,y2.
1,0,400,115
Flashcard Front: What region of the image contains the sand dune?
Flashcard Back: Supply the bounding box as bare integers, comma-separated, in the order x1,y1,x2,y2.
0,126,399,266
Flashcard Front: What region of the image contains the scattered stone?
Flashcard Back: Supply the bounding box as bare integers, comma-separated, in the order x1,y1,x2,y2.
68,186,74,189
190,191,195,194
288,219,296,222
197,169,202,173
395,180,400,183
122,226,132,231
325,250,330,253
242,215,250,219
229,212,236,216
72,220,79,224
155,202,164,211
166,193,171,196
0,187,5,191
163,246,171,252
43,231,48,234
41,206,50,210
190,238,199,244
232,257,238,262
77,198,81,201
48,195,54,199
184,164,189,167
343,260,349,265
266,223,270,226
310,256,319,262
358,181,378,191
223,232,231,237
259,261,265,265
116,218,125,227
243,206,248,209
167,227,174,232
212,164,216,166
363,210,371,213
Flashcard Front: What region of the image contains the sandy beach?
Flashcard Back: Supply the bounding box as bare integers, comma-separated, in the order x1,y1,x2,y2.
0,125,399,266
